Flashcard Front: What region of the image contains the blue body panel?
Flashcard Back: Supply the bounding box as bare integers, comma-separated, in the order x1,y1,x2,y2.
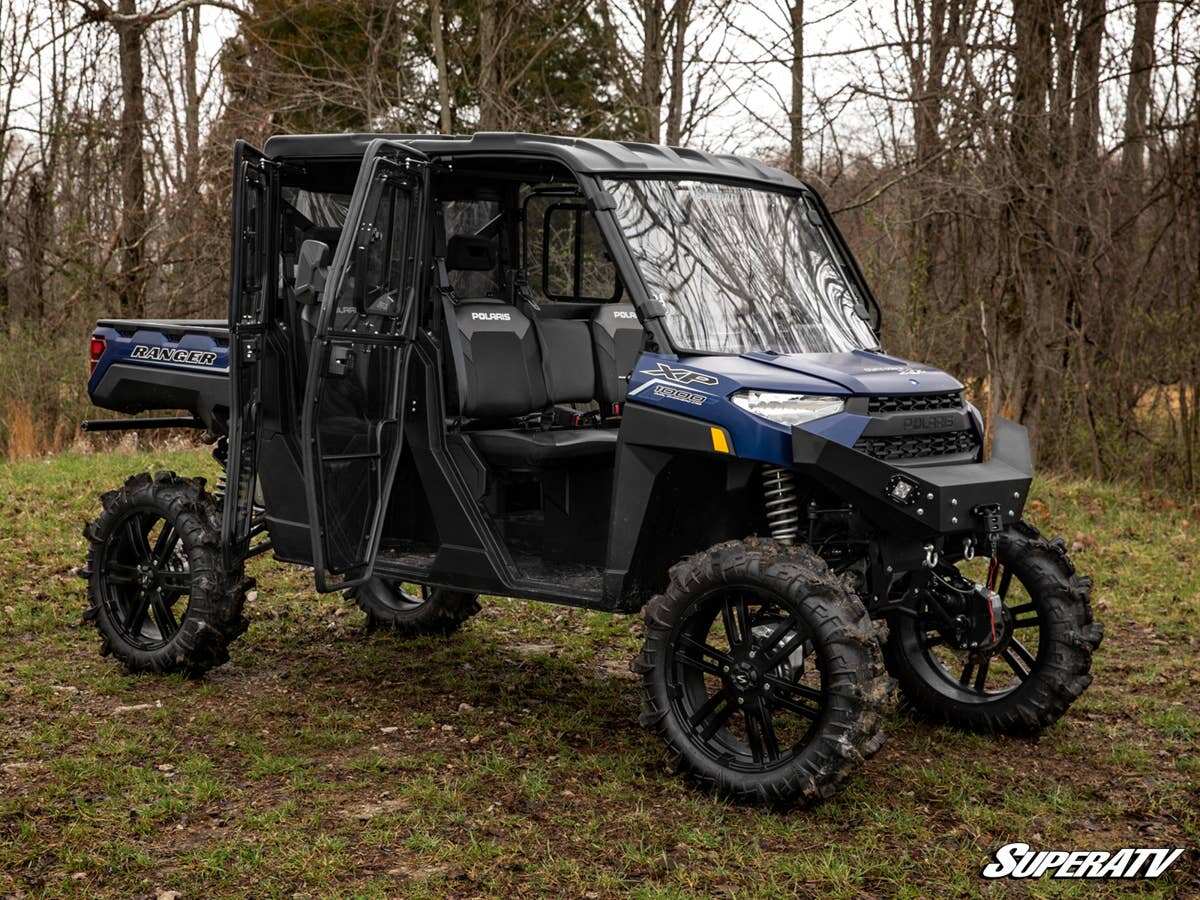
624,349,965,467
88,324,230,397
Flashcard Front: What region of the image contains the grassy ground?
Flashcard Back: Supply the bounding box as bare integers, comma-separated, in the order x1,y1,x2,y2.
0,449,1197,898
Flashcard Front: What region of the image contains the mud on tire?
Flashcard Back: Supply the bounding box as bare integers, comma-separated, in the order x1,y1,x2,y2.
83,472,251,676
884,521,1103,734
350,577,480,637
634,538,891,806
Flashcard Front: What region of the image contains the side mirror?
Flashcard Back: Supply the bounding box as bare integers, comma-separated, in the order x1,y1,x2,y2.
854,294,882,335
295,239,331,302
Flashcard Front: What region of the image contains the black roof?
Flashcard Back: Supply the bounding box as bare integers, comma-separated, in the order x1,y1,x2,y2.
262,132,802,190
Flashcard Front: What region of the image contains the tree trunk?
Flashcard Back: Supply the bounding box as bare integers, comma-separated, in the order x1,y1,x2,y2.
1005,0,1056,450
907,0,951,358
431,0,452,133
116,0,147,317
478,0,502,130
1067,0,1106,477
640,0,665,142
789,0,803,174
0,211,8,331
665,0,691,145
1120,0,1159,191
22,172,48,323
1108,0,1159,446
182,5,200,190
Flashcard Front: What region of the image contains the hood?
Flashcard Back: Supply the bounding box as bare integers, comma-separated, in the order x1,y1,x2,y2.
735,349,963,395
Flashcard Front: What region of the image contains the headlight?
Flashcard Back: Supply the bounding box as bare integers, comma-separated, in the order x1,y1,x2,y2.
731,390,844,426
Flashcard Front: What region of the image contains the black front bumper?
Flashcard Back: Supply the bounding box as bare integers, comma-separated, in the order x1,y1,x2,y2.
792,417,1033,537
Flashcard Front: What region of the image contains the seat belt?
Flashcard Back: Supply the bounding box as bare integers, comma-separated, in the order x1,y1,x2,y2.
432,204,467,423
513,273,559,424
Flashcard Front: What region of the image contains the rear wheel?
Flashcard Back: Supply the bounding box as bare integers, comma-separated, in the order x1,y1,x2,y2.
635,539,889,806
884,522,1102,734
83,472,250,676
350,577,480,636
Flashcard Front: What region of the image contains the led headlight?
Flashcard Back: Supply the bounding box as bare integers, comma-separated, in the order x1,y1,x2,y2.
731,390,844,426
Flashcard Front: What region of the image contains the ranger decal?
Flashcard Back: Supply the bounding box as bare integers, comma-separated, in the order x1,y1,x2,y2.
130,345,219,367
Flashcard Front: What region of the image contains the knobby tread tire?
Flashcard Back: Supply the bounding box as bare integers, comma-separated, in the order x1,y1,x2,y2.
83,471,251,676
884,520,1103,734
350,577,481,637
634,537,891,807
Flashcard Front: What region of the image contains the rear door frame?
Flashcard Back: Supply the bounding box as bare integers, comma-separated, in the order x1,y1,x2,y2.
223,140,275,572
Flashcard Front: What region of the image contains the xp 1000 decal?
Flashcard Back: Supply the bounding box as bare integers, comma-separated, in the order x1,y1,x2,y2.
627,361,720,408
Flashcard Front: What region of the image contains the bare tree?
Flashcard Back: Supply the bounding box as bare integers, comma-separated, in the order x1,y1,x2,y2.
431,0,451,133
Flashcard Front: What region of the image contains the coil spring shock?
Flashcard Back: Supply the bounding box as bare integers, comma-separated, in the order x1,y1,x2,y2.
762,465,800,544
211,437,229,506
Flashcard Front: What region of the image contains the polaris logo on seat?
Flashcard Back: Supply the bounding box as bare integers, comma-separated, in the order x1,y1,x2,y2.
130,345,218,367
612,310,638,320
471,311,512,321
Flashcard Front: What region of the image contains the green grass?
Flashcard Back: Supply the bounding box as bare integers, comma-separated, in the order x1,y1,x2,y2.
0,449,1197,897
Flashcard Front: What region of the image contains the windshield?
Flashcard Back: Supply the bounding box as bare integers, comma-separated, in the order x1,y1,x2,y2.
604,178,878,354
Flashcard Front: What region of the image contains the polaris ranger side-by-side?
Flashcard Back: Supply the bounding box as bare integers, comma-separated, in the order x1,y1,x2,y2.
81,134,1102,804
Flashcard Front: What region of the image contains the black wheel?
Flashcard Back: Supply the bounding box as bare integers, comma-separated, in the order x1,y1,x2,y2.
350,576,480,636
884,521,1102,734
83,472,251,676
634,539,890,806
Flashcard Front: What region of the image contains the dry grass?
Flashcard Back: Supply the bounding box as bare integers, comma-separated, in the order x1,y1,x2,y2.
3,399,37,460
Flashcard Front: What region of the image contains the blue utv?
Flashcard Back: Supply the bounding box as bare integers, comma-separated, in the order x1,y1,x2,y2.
81,134,1102,805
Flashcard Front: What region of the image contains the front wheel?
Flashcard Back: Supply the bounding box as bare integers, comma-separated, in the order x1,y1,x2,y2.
634,539,890,806
884,521,1103,734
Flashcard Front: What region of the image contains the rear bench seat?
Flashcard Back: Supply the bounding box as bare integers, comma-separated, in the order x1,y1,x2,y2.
441,236,644,468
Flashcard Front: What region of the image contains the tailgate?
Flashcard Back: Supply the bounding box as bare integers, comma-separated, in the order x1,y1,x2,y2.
87,318,231,432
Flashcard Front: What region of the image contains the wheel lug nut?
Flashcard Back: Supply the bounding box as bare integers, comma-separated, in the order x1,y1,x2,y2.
722,665,729,672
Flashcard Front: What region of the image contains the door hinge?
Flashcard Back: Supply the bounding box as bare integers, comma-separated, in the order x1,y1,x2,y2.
241,337,262,363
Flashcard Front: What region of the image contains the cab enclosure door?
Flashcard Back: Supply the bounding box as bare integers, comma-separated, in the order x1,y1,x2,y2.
223,140,272,571
301,140,429,591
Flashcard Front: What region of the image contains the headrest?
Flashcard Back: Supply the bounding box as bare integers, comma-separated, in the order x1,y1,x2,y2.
446,234,496,272
303,226,342,252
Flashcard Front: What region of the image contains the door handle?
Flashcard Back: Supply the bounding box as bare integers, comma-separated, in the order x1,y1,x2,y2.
328,344,355,377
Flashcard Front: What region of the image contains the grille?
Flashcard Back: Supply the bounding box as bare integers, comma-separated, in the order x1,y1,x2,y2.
867,391,963,414
854,430,979,462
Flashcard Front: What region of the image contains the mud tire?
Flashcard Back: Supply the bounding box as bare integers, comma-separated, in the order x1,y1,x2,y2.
83,471,251,676
884,521,1102,734
350,577,480,637
634,538,891,806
